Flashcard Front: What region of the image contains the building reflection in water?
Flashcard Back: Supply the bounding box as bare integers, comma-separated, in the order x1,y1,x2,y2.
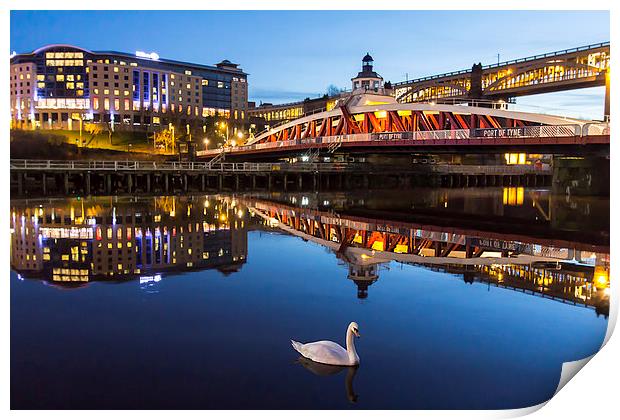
10,196,248,287
10,193,609,316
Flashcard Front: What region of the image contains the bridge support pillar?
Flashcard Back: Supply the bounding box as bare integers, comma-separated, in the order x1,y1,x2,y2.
106,174,112,194
146,174,151,193
64,173,69,195
235,175,240,190
552,156,609,196
218,174,224,190
127,174,133,193
41,173,47,195
268,174,272,190
252,175,257,190
201,174,205,191
85,173,91,196
283,174,288,191
313,174,317,190
183,174,188,192
298,175,303,190
604,69,610,121
17,172,23,195
325,175,330,189
164,174,169,193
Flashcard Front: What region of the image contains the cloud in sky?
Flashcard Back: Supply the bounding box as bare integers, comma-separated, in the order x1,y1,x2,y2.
249,88,324,105
514,87,606,120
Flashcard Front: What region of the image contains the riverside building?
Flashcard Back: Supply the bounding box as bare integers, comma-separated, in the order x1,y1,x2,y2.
10,44,248,132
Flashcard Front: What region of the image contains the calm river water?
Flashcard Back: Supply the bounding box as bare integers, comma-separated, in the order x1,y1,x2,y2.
10,188,609,409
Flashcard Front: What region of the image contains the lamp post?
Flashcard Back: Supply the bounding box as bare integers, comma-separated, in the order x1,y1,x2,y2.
79,114,83,146
203,138,209,150
218,121,229,146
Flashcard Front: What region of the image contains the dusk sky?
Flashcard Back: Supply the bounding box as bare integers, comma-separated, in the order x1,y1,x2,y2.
10,10,610,119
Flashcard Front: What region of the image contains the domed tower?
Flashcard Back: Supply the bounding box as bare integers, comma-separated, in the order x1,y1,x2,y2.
351,52,384,93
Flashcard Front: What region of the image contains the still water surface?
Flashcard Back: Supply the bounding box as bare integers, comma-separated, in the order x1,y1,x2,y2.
11,188,609,409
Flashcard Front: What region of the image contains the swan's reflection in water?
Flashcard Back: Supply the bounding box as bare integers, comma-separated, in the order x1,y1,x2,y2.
296,356,359,403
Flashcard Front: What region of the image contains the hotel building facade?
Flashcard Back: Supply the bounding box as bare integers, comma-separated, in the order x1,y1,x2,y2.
10,44,248,131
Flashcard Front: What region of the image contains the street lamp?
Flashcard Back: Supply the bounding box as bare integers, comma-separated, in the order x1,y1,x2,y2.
203,138,209,150
216,120,231,148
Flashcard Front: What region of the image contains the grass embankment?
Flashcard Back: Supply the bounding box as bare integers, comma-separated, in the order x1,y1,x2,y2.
10,129,172,161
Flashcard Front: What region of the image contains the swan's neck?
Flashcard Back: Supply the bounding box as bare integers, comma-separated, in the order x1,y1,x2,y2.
345,329,359,365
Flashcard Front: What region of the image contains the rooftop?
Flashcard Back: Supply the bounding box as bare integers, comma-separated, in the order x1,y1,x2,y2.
11,44,248,76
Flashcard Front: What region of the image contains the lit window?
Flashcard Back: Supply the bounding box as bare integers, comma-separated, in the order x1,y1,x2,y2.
184,70,191,75
201,79,208,86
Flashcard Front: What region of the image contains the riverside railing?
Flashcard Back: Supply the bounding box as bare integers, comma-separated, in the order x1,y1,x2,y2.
10,160,552,176
10,160,354,173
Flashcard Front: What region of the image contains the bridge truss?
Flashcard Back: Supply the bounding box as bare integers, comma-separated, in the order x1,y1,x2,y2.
393,42,610,103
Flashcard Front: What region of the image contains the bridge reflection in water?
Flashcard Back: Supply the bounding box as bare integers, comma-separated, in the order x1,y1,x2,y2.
10,190,609,316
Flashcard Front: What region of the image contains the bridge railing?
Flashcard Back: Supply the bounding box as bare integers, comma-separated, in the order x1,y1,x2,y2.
215,123,599,156
583,123,611,136
394,41,610,86
38,123,605,162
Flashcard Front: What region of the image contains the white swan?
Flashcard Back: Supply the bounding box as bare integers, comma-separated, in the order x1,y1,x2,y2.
291,322,361,366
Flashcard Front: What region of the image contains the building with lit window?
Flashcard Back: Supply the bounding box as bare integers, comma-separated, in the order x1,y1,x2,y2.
9,44,248,131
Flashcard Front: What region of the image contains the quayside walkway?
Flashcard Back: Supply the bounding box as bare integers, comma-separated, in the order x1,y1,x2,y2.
10,159,552,196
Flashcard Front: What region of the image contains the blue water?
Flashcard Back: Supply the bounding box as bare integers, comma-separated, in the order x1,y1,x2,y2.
11,230,607,409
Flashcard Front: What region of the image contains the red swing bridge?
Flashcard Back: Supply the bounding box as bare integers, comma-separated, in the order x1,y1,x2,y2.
199,93,609,160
